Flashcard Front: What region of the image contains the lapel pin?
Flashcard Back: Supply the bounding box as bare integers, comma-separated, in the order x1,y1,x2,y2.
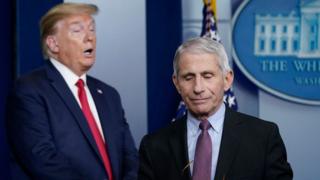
97,89,103,94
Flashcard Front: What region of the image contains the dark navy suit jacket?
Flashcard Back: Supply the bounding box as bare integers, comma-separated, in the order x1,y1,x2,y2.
6,61,138,180
138,107,293,180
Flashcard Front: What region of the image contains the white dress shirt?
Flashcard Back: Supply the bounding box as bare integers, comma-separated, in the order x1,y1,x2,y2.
50,58,105,141
187,103,225,180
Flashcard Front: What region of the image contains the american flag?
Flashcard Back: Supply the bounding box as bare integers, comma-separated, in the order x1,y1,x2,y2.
201,0,221,41
174,0,238,121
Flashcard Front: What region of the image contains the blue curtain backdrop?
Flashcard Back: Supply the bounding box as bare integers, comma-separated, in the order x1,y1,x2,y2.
1,1,62,179
147,1,182,133
1,1,14,179
16,0,62,76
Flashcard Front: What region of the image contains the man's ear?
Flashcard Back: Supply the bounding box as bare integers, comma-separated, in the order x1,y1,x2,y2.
172,74,181,94
46,35,59,53
224,70,234,91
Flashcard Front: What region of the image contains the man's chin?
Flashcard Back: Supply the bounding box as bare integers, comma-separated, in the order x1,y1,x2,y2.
84,58,95,64
189,109,210,119
80,64,94,74
82,60,95,68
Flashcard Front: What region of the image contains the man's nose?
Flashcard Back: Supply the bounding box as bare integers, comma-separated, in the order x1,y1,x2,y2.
85,30,95,41
193,77,205,94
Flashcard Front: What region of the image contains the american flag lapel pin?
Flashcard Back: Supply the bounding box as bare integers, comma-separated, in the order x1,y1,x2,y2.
97,89,103,94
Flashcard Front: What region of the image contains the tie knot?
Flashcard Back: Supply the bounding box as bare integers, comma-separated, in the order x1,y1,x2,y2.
199,120,211,130
76,79,85,88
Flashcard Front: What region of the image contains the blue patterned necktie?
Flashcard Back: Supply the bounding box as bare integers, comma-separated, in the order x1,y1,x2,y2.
192,120,212,180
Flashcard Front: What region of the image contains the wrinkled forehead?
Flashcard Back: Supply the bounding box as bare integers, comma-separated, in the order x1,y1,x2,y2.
179,52,219,66
179,51,219,63
55,14,95,28
178,52,222,71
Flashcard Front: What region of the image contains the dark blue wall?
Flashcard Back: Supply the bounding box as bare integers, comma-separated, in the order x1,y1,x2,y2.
16,0,62,76
1,1,61,179
147,1,182,132
1,1,14,179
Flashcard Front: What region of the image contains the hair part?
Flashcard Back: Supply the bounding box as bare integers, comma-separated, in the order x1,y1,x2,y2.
40,3,98,59
173,37,231,77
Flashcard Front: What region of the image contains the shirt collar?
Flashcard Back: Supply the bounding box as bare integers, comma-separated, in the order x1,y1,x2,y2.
50,58,87,86
187,103,225,134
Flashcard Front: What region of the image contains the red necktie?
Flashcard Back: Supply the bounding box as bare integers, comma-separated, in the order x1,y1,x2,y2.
76,79,113,180
192,120,212,180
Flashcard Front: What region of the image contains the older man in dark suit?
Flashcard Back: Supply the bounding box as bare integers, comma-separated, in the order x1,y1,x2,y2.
6,3,138,180
138,37,293,180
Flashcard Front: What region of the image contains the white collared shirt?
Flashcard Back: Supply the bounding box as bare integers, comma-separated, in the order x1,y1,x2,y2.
50,58,105,141
187,103,225,180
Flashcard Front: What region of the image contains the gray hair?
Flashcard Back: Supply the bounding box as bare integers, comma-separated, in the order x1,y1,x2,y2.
173,37,231,76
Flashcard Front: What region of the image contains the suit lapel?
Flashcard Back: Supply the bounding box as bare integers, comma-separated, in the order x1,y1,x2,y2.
87,78,119,179
45,62,103,166
214,107,241,180
169,117,192,180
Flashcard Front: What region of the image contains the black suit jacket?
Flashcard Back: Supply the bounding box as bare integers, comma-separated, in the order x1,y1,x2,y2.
138,106,293,180
6,61,138,180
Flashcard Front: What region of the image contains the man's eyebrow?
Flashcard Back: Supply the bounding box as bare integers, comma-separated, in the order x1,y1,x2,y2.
180,72,195,77
201,71,214,75
69,21,83,26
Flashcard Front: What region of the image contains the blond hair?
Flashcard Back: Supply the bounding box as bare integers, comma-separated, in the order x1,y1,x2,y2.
40,3,98,59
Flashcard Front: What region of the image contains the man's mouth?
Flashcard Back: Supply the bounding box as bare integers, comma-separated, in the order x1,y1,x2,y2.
83,48,94,57
191,98,210,104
